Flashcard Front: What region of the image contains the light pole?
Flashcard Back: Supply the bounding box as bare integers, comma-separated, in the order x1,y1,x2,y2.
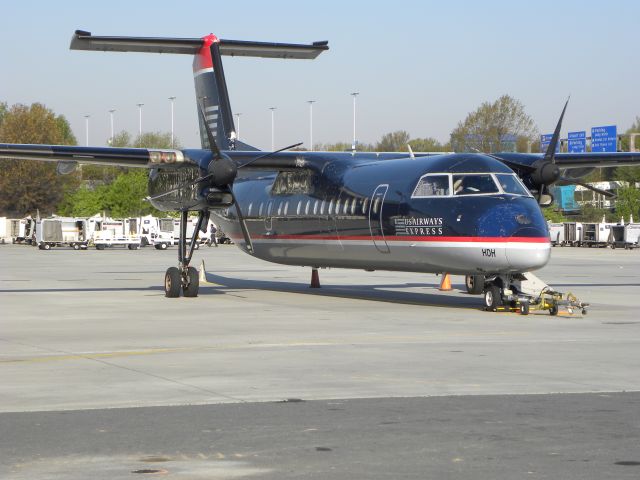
136,103,144,146
350,92,359,151
84,114,90,146
108,109,115,145
168,96,176,148
269,107,276,151
307,100,315,151
235,113,242,141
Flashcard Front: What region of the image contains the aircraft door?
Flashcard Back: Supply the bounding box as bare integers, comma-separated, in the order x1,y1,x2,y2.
369,184,390,253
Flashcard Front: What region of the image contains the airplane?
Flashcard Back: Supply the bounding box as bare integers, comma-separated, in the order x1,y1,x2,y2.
2,30,640,312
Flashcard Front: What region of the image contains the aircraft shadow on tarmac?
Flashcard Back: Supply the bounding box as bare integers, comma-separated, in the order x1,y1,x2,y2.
200,271,481,310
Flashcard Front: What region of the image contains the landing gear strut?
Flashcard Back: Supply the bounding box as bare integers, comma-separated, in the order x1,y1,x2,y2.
164,210,208,298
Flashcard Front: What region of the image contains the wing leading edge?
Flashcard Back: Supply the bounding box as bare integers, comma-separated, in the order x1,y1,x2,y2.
0,144,190,168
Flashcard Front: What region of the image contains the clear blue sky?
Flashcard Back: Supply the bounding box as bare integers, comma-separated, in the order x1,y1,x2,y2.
2,0,639,150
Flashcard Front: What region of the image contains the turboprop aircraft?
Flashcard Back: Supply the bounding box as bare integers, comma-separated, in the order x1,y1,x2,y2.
2,30,640,311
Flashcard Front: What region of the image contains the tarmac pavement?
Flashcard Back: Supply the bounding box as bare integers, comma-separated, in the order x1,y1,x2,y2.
1,243,639,478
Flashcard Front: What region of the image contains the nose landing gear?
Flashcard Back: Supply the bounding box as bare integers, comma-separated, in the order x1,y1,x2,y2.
164,210,208,298
482,272,588,316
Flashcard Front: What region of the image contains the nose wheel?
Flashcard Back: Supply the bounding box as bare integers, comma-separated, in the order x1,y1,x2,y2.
164,210,208,298
484,284,503,310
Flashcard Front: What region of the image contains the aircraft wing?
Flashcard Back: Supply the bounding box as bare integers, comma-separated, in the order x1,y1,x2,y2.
0,144,192,168
554,152,640,169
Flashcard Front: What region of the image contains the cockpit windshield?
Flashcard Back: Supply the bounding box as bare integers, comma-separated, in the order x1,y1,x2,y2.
411,172,531,198
495,174,530,196
452,174,499,195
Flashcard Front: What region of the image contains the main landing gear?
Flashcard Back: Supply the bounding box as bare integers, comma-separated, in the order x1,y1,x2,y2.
164,210,209,298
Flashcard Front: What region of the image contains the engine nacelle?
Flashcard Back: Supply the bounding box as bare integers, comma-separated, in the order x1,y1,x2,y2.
530,159,560,187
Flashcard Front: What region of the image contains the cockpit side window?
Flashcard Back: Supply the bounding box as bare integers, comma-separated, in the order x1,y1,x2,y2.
495,174,530,196
453,174,499,195
412,174,450,198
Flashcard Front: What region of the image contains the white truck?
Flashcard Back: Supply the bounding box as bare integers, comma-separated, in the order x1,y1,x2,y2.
35,217,89,250
10,217,36,244
0,217,10,243
91,217,142,250
152,217,215,250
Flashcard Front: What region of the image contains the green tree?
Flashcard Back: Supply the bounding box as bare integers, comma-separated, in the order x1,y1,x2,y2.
614,117,640,184
61,130,179,217
135,131,181,149
375,130,410,152
542,208,567,223
409,137,449,152
450,95,537,153
0,103,79,216
0,101,7,126
314,141,374,152
615,186,640,222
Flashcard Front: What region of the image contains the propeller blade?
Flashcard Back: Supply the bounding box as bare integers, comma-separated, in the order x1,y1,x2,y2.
238,142,304,168
230,190,254,253
544,97,570,163
559,177,616,198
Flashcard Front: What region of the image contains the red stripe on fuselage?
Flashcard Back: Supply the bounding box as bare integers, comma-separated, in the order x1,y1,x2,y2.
192,33,218,72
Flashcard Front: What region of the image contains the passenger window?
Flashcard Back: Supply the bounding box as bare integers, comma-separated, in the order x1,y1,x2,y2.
363,198,369,214
453,174,499,195
267,202,273,215
351,198,357,215
336,198,341,214
305,200,310,215
320,200,326,215
373,198,380,214
248,203,253,217
328,199,334,215
277,202,282,216
412,174,450,197
259,203,264,216
284,201,289,216
296,201,302,216
313,200,319,215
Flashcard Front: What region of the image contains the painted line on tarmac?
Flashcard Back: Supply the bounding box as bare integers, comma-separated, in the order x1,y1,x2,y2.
0,332,530,365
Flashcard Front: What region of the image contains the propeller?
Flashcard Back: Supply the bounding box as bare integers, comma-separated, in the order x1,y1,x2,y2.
531,99,567,205
194,102,254,253
147,96,307,254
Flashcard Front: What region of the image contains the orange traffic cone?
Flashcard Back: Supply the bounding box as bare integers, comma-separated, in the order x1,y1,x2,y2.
439,273,452,291
310,268,321,288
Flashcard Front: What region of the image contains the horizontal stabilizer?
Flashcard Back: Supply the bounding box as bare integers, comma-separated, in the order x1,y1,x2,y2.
71,31,329,59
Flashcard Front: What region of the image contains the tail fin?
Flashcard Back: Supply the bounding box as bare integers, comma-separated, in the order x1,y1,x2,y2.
71,31,328,150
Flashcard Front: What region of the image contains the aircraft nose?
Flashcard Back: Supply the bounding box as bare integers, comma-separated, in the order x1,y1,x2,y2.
477,198,551,272
504,210,551,272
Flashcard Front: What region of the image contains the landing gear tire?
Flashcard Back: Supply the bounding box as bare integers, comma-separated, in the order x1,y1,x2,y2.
484,285,502,310
465,275,484,295
156,242,168,250
182,266,199,297
41,243,51,251
520,302,530,315
549,304,558,316
72,243,80,250
95,244,106,250
164,267,181,298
